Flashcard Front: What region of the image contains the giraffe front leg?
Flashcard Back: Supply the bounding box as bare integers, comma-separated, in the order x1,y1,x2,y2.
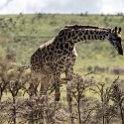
66,67,75,124
40,75,51,95
53,73,61,101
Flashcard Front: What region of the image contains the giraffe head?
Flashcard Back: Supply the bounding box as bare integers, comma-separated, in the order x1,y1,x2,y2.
107,27,123,55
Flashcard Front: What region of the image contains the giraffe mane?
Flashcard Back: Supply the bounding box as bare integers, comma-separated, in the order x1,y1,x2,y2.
64,25,110,30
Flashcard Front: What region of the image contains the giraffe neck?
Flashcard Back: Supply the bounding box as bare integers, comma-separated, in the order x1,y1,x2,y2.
58,26,110,44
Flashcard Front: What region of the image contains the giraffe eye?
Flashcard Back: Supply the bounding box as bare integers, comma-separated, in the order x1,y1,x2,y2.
112,36,116,40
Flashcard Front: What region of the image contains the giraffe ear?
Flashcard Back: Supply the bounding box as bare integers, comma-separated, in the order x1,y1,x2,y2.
108,29,111,32
115,27,117,32
118,27,121,34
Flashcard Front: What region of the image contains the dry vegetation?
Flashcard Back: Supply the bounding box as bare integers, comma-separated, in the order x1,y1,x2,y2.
0,56,124,124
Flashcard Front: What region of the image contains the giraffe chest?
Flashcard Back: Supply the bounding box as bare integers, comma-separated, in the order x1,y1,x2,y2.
45,48,77,73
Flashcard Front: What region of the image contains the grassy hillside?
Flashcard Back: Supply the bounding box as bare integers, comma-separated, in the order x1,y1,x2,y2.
0,13,124,79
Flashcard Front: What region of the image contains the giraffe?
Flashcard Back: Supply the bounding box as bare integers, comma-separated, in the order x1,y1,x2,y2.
30,25,123,123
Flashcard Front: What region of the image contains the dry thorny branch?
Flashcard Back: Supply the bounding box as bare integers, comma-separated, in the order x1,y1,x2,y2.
90,76,124,124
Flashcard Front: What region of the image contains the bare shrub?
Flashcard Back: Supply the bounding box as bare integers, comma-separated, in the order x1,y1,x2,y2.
110,77,124,124
90,77,124,124
90,82,117,124
87,65,109,73
111,67,124,75
66,74,96,124
0,58,124,124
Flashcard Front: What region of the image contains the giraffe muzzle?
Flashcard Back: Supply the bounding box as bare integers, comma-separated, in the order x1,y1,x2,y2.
118,46,123,55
